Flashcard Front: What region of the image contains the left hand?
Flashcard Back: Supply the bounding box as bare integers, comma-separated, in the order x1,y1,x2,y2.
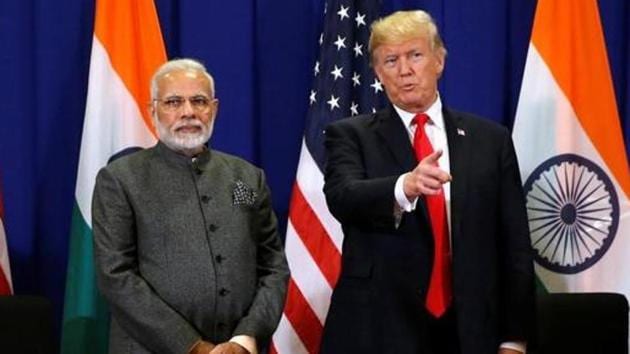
498,348,524,354
209,342,249,354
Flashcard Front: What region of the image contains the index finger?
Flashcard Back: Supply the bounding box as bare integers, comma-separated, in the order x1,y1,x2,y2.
421,149,443,165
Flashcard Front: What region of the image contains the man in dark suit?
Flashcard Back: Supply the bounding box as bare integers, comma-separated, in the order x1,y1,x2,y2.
320,10,534,354
92,58,289,354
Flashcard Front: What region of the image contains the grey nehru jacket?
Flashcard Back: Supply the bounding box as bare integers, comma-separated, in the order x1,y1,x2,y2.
92,142,289,354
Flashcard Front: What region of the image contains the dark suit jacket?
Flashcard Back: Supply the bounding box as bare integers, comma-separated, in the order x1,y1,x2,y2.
92,142,289,354
320,105,535,354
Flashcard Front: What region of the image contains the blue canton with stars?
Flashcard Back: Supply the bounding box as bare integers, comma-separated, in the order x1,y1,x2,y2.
305,0,386,172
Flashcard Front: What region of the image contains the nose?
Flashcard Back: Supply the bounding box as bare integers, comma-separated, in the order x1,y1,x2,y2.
181,98,196,117
399,57,412,76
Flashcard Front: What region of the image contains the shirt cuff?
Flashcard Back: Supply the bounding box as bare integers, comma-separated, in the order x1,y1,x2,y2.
230,335,257,354
499,341,526,353
394,173,417,212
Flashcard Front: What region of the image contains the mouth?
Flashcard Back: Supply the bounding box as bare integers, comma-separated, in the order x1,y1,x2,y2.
401,83,416,91
174,124,202,134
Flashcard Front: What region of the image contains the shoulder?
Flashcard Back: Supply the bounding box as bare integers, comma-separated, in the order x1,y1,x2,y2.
211,150,261,172
445,107,510,138
99,146,155,178
327,113,373,130
209,150,264,184
325,108,390,135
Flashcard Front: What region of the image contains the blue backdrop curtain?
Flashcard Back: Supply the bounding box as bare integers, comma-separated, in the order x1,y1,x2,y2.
1,0,628,349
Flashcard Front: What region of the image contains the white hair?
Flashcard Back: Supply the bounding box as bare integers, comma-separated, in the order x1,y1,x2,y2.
150,58,215,101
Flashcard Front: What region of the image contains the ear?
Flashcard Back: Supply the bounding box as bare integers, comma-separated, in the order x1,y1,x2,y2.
210,99,220,120
148,103,157,127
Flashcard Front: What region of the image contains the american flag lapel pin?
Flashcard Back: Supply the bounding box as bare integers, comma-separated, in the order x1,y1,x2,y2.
457,128,466,136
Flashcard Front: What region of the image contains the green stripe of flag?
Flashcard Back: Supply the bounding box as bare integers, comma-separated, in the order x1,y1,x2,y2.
61,202,109,354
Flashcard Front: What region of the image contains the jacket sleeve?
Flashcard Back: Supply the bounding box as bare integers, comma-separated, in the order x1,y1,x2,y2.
497,129,536,343
323,121,399,227
92,167,201,354
232,169,290,344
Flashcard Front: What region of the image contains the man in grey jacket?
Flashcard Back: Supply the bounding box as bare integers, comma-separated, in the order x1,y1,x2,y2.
92,58,289,354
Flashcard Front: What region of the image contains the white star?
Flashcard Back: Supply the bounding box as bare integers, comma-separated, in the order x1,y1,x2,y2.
314,61,320,76
352,72,361,86
372,107,377,113
353,42,363,57
355,12,366,27
370,78,383,93
334,35,347,51
327,95,340,111
309,90,317,105
330,65,344,80
350,102,359,116
319,33,324,45
337,5,350,20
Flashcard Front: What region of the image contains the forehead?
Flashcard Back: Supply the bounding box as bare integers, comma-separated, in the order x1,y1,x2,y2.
157,70,210,96
375,37,431,56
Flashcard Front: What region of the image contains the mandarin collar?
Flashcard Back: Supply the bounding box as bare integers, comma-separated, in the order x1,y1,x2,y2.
156,141,211,169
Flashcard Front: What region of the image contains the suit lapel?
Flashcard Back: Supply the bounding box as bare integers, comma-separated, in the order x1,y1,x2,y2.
374,105,416,171
443,107,470,242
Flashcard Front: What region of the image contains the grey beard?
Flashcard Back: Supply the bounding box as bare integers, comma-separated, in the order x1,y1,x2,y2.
155,118,213,154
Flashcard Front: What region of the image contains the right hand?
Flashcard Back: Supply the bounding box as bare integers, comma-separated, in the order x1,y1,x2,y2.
403,149,452,200
210,342,249,354
190,340,215,354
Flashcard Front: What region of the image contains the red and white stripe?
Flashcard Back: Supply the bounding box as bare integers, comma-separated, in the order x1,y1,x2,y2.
271,140,344,354
0,188,13,295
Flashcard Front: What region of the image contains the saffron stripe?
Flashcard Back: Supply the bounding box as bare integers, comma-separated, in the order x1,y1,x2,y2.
94,0,165,137
531,0,630,197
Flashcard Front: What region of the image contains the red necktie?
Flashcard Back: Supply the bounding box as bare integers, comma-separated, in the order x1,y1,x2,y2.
412,113,452,318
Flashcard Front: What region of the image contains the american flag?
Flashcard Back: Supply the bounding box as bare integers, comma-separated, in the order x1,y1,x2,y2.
0,175,13,295
271,0,384,353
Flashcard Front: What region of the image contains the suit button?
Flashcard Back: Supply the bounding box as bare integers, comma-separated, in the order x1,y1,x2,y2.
209,224,218,232
215,254,224,263
219,288,230,296
201,195,210,203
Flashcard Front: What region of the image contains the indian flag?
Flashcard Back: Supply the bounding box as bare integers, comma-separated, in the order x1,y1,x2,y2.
61,1,166,353
513,0,630,298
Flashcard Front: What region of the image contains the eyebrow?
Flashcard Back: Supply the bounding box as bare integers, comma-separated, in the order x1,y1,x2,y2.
162,93,210,98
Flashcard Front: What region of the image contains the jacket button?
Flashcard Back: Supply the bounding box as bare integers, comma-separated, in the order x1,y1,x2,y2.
219,288,230,296
215,254,224,263
209,224,218,232
201,195,210,203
